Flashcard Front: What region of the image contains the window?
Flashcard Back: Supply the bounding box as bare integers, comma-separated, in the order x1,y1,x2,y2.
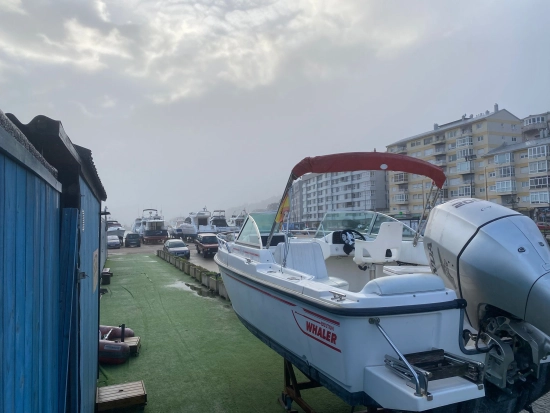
497,166,515,178
456,137,473,147
478,174,485,181
489,185,496,191
457,148,474,159
496,180,516,193
530,177,548,189
448,154,457,162
456,161,472,173
458,186,474,197
494,153,513,164
478,161,484,167
512,125,516,130
522,181,529,188
512,137,517,142
448,143,456,150
489,171,496,178
424,137,433,145
520,152,528,159
479,188,486,193
476,123,483,129
447,130,458,138
529,161,548,173
521,167,528,174
531,191,549,204
477,149,485,156
477,136,484,142
424,148,434,156
450,178,461,185
528,146,547,159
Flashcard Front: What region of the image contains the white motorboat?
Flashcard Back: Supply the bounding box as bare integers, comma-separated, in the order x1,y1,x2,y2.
227,209,248,229
215,152,550,412
210,210,240,233
180,208,212,240
139,208,168,244
106,219,125,241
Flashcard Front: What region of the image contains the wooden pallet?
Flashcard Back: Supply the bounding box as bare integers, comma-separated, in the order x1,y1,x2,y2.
124,336,142,356
96,380,147,412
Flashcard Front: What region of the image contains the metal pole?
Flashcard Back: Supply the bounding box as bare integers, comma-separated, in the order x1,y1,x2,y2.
485,166,488,200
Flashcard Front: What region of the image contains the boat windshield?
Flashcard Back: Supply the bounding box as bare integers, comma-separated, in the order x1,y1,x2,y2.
314,211,417,239
314,211,375,238
236,212,278,248
250,212,277,232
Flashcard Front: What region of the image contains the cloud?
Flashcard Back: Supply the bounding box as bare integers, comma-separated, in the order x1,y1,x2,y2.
0,0,26,14
0,0,437,103
100,95,116,108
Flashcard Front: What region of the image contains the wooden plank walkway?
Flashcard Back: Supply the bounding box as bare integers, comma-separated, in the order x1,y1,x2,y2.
97,380,147,411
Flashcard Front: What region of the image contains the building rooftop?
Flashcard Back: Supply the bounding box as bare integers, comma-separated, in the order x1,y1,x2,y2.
389,108,519,147
486,136,550,157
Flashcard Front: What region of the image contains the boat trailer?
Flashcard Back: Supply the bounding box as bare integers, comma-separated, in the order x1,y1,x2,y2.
278,359,387,413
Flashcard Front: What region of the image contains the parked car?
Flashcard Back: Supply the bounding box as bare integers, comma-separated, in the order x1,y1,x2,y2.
195,233,218,258
536,222,550,231
107,235,121,249
163,239,190,258
124,233,141,247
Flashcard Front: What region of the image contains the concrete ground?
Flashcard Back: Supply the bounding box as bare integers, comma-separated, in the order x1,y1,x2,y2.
101,244,550,413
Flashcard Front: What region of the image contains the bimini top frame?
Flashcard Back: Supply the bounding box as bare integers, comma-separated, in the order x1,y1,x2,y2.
266,152,446,248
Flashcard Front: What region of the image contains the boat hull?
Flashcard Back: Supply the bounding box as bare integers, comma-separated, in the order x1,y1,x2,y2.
216,258,484,411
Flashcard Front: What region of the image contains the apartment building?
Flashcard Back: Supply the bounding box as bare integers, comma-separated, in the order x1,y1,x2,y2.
386,104,523,216
288,170,387,228
484,111,549,219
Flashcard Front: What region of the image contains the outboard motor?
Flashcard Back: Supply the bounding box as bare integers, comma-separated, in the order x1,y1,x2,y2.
425,198,550,395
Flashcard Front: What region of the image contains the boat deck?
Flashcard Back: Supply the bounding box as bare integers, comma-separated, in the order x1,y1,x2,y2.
98,250,364,412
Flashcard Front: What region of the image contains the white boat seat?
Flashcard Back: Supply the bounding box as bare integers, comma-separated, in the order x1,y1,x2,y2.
353,222,403,265
363,274,445,296
383,265,432,276
274,242,349,291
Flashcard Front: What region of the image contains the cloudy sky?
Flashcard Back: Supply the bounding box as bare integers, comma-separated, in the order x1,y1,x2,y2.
1,0,549,226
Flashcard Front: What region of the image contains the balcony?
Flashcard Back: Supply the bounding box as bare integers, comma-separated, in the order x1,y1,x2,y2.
432,136,446,144
523,121,547,133
435,147,446,154
433,159,447,166
391,145,407,154
393,195,409,204
457,167,475,175
460,128,473,135
496,181,517,195
392,174,409,184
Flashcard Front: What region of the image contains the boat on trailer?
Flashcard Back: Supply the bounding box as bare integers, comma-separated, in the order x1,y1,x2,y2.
139,209,168,244
215,152,550,412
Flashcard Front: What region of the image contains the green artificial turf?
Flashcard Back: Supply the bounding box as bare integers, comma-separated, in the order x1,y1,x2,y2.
99,253,366,413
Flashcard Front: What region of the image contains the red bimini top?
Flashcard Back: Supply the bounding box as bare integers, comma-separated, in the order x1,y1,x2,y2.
291,152,446,189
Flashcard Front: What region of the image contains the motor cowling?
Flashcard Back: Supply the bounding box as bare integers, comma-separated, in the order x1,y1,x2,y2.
424,198,550,336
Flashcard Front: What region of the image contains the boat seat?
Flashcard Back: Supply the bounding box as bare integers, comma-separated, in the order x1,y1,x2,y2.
353,222,403,265
274,242,349,291
363,273,445,296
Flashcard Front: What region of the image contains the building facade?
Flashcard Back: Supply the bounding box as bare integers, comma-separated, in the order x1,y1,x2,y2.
386,104,523,216
289,170,387,228
484,111,550,219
